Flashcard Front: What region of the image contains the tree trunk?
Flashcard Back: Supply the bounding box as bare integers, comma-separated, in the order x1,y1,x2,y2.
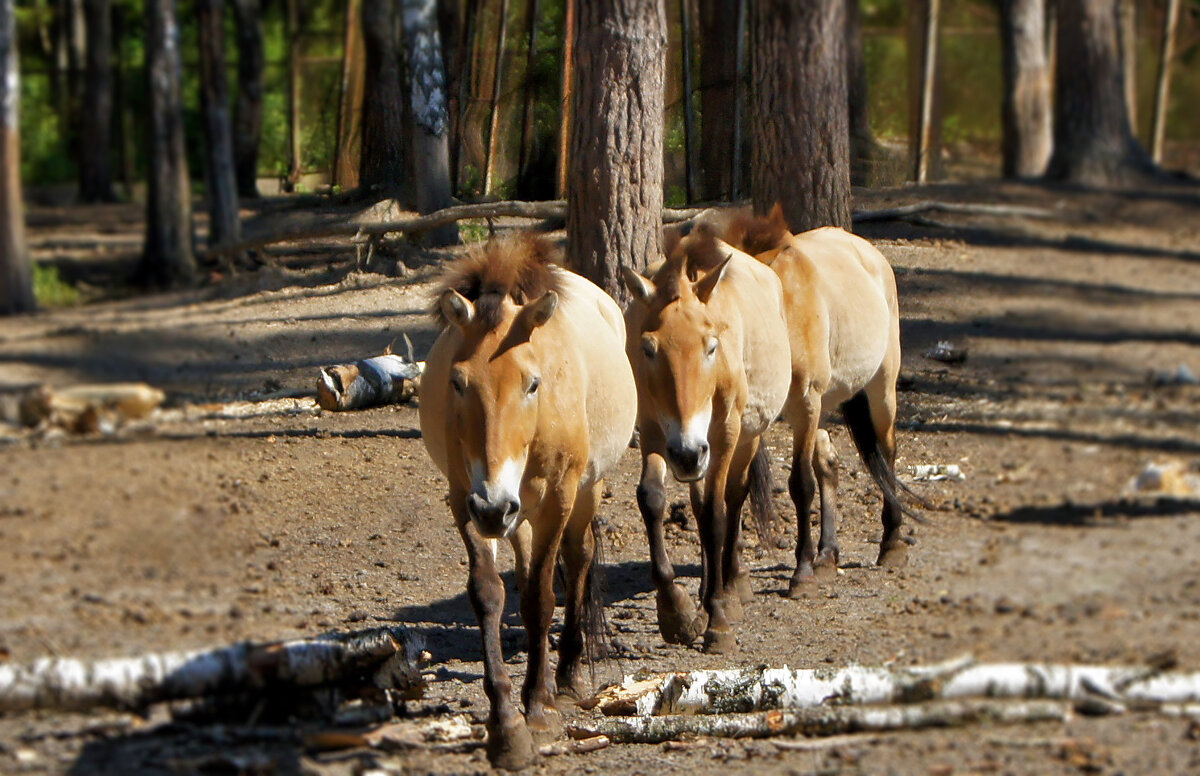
516,0,542,197
286,0,302,188
1149,0,1180,163
697,0,737,200
556,0,576,198
197,0,241,251
141,0,195,286
566,0,666,300
402,0,457,245
906,0,943,182
749,0,850,232
360,0,409,199
913,0,940,183
78,0,115,202
482,0,510,195
1045,0,1158,185
335,0,365,190
847,0,887,186
679,0,697,203
113,1,135,198
231,0,264,198
0,0,33,315
1000,0,1052,178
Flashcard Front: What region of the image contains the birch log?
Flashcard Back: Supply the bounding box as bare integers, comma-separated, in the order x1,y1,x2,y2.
0,626,424,713
569,700,1072,743
316,337,424,411
593,658,1200,717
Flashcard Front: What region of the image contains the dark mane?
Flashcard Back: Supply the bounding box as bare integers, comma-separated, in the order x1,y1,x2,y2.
723,204,791,256
650,225,730,301
432,233,563,328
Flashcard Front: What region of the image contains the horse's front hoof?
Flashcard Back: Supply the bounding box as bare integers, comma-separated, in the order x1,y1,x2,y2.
657,585,702,645
878,542,909,568
526,706,563,744
813,549,839,580
487,719,536,771
787,569,818,599
702,627,737,655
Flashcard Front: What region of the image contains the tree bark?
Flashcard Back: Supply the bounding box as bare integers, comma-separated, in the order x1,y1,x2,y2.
1149,0,1181,163
516,0,540,196
197,0,241,253
334,0,365,190
1045,0,1158,185
749,0,850,232
556,0,576,198
913,0,940,183
679,0,697,203
566,0,666,301
0,0,33,315
79,0,116,202
847,0,887,186
140,0,196,286
402,0,457,245
360,0,409,199
231,0,264,198
697,0,738,200
482,0,510,195
906,0,943,182
1000,0,1052,178
286,0,302,188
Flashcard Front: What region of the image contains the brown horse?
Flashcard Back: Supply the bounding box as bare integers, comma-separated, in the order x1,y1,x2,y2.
419,235,637,769
724,205,909,596
623,231,792,654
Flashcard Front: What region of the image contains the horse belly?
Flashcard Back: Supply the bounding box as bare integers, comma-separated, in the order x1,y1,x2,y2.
823,287,891,404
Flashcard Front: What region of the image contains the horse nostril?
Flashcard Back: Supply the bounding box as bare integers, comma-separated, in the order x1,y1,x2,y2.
697,441,710,459
503,499,520,518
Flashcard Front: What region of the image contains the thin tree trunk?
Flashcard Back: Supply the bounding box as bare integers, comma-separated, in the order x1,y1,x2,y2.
437,0,463,192
79,0,115,202
516,0,540,195
360,0,408,198
847,0,887,186
197,0,241,252
286,0,303,188
1120,0,1137,130
1000,0,1052,178
0,0,33,315
749,0,850,231
483,0,510,195
566,0,666,300
113,2,135,199
914,0,940,183
556,0,576,198
906,0,943,182
335,0,365,189
698,0,737,201
141,0,196,286
730,0,745,198
679,0,697,204
402,0,457,245
231,0,264,198
1150,0,1180,163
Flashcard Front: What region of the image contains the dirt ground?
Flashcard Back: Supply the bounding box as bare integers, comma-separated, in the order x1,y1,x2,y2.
2,181,1200,775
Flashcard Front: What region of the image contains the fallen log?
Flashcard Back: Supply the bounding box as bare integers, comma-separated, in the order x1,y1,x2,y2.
851,200,1058,223
568,699,1073,743
539,735,611,756
316,335,424,411
591,657,1200,717
0,626,425,713
15,382,165,434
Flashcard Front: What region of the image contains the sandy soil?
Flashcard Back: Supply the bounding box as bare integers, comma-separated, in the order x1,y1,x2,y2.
2,181,1200,775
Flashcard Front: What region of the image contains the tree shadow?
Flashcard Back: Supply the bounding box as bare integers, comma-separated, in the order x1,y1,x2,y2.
904,419,1200,456
991,497,1200,526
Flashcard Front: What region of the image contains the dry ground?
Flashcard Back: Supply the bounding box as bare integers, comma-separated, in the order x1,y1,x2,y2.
2,181,1200,774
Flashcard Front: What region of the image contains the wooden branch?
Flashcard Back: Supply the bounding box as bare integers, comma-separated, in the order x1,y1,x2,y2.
851,201,1058,223
568,700,1072,744
0,626,425,713
539,735,611,756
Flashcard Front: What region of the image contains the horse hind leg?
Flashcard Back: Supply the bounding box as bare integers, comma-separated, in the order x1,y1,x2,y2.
786,396,821,598
812,429,841,579
637,450,704,646
842,380,906,568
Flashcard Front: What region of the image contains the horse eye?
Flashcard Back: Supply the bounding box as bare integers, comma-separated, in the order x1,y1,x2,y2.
705,338,719,357
450,372,466,395
642,338,657,359
527,376,541,395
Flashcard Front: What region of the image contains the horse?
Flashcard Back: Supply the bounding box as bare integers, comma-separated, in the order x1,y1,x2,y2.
419,234,637,769
723,204,909,596
622,230,792,654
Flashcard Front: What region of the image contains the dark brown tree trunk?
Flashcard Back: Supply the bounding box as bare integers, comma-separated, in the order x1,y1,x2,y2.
0,0,33,315
566,0,666,300
749,0,850,232
360,0,409,199
847,0,886,186
286,0,302,188
141,0,196,286
482,0,510,195
335,0,365,190
679,0,697,203
1000,0,1052,178
113,1,135,198
402,0,456,245
698,0,737,200
197,0,241,251
1046,0,1158,185
231,0,264,198
79,0,115,202
516,0,541,197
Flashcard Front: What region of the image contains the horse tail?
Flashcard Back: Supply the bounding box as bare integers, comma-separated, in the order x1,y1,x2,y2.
582,517,612,671
748,441,783,547
840,391,928,521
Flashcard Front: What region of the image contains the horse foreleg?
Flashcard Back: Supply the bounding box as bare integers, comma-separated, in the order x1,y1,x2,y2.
455,505,533,770
555,481,600,703
720,438,761,621
813,429,841,576
637,448,702,646
786,398,821,597
697,446,736,655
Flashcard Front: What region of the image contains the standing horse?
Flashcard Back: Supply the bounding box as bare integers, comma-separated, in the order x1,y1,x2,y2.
623,232,791,654
419,235,637,769
724,204,909,596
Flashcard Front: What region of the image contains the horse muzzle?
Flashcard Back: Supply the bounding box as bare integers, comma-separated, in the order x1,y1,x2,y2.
666,439,710,483
466,492,522,538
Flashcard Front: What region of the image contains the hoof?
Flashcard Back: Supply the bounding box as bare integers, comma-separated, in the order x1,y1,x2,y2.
787,569,818,599
555,676,588,707
657,585,703,645
878,542,909,568
526,707,563,744
702,627,737,655
813,550,839,580
722,591,745,623
734,572,754,604
487,719,536,771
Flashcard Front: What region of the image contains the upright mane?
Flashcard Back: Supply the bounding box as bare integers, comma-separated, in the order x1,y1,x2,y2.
723,203,791,257
432,233,564,329
650,224,733,302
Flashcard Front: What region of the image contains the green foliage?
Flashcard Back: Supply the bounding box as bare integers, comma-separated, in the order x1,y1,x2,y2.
32,263,80,308
458,219,489,244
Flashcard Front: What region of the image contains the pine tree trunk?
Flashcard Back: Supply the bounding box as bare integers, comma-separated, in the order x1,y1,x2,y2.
1046,0,1158,185
749,0,850,232
697,0,737,200
141,0,196,286
78,0,115,202
197,0,241,251
402,0,456,245
1000,0,1052,178
231,0,264,198
516,0,540,196
334,0,365,190
482,0,510,195
0,0,33,315
566,0,666,301
360,0,409,199
555,0,576,198
847,0,886,186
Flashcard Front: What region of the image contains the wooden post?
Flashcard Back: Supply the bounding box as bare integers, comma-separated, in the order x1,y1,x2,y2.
286,0,302,189
914,0,940,183
483,0,510,194
679,0,697,204
556,0,576,198
516,0,540,191
1150,0,1180,163
335,0,365,189
730,0,745,198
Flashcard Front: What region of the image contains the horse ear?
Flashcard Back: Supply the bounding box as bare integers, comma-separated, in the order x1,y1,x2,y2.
523,290,558,330
693,255,732,304
621,266,656,304
768,202,789,231
440,289,475,328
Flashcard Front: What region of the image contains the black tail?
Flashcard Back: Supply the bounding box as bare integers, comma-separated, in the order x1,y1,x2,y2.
748,441,782,546
581,518,612,672
840,391,929,521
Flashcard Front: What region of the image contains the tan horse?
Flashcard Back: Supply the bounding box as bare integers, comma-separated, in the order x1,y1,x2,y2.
724,205,908,596
420,235,637,769
623,231,791,654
